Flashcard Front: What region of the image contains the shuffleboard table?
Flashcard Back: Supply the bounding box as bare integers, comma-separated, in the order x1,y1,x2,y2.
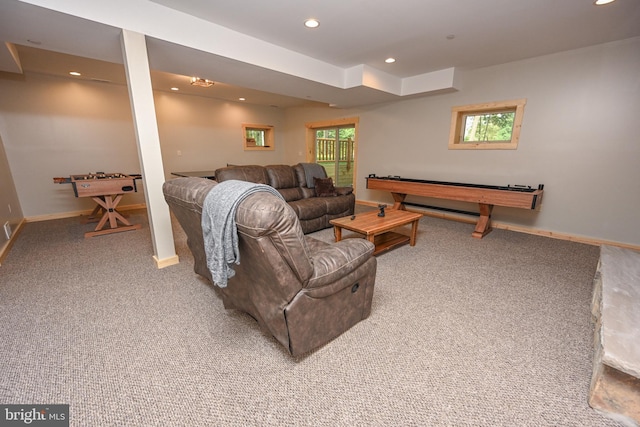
366,174,543,239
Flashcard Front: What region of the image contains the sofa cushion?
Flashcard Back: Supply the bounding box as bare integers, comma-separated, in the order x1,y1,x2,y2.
323,193,355,215
314,177,337,197
300,187,316,199
288,198,327,220
215,165,269,184
266,165,303,201
277,187,304,202
293,164,309,188
266,164,298,189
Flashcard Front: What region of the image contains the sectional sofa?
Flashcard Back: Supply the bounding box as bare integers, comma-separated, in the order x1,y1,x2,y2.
214,164,355,234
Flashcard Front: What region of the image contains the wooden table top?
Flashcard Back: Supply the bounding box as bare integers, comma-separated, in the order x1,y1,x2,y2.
330,209,422,236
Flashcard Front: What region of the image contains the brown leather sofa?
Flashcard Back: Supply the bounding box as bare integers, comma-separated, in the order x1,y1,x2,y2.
162,177,377,357
214,164,354,234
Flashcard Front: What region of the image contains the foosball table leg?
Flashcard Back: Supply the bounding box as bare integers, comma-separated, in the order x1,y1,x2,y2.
81,198,106,223
84,194,141,238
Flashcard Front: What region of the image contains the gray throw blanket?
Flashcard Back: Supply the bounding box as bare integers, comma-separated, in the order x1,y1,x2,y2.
300,163,326,188
201,179,284,287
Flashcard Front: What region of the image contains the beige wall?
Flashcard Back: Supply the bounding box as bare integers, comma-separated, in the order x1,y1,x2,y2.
283,37,640,246
0,37,638,246
0,72,286,218
0,73,144,217
0,132,23,245
153,90,285,176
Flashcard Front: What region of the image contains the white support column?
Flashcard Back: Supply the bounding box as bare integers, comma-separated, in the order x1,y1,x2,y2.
120,29,178,268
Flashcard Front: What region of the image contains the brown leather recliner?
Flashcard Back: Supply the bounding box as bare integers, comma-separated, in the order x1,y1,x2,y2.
162,177,377,356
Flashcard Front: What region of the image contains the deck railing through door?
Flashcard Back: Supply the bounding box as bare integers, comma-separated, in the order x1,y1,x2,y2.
315,138,353,170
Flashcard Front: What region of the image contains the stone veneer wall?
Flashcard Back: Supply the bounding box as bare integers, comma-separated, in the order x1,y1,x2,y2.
589,245,640,425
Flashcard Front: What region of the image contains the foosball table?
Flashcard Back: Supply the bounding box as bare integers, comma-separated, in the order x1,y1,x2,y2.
53,172,143,238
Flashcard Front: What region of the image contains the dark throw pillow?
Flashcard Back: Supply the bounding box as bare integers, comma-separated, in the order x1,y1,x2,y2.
314,177,337,197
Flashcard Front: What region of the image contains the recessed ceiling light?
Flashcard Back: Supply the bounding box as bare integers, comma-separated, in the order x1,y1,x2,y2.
69,71,81,76
170,87,179,91
446,34,456,40
385,58,396,64
238,97,246,101
304,19,320,28
594,0,615,4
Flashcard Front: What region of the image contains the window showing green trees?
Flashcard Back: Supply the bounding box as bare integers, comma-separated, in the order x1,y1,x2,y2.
462,111,515,142
246,129,266,146
449,99,526,150
242,123,274,151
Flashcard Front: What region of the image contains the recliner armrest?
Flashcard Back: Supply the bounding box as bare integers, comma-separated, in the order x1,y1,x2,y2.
306,239,374,289
335,186,353,196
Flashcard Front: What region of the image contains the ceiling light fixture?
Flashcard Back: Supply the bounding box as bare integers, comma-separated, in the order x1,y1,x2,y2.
190,77,214,87
594,0,615,4
238,97,246,101
385,58,396,64
304,19,320,28
170,87,179,91
69,71,81,76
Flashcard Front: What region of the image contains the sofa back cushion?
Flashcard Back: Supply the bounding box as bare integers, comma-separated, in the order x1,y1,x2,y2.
266,165,303,202
215,165,269,184
293,164,309,188
294,163,327,199
293,163,328,187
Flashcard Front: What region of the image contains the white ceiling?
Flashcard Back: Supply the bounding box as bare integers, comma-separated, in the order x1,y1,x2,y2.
0,0,639,108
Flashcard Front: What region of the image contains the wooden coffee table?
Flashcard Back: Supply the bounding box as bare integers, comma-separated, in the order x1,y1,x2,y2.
330,209,422,255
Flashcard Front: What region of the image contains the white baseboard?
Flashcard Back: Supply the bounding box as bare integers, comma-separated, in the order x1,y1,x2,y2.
0,218,26,266
25,203,147,222
154,254,180,269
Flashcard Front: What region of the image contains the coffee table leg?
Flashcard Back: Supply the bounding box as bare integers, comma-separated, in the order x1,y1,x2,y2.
410,219,419,246
333,226,342,242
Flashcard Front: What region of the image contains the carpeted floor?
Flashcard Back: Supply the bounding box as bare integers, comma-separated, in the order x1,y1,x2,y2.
0,208,623,426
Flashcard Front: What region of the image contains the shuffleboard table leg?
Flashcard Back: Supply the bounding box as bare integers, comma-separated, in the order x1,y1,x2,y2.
391,192,407,210
472,203,494,239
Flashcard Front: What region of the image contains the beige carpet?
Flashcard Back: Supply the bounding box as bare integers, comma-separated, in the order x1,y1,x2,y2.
0,208,623,426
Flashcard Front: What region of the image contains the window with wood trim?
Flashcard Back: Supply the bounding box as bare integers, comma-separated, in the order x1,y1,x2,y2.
242,124,274,151
448,99,526,150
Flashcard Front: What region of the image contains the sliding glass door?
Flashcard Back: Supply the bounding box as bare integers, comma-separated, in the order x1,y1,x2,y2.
314,125,355,187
